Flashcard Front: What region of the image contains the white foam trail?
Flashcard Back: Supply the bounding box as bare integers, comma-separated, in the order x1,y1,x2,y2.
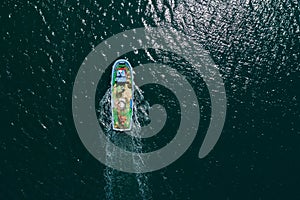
98,85,152,199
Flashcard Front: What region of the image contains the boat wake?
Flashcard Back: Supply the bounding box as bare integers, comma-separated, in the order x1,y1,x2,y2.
98,85,152,200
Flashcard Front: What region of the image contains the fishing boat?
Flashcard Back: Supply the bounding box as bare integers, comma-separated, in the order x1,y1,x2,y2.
111,59,134,131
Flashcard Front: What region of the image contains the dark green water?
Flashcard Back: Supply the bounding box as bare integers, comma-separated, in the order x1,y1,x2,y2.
1,0,300,199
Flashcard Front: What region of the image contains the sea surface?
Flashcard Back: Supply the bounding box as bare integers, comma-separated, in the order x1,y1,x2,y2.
1,0,300,199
